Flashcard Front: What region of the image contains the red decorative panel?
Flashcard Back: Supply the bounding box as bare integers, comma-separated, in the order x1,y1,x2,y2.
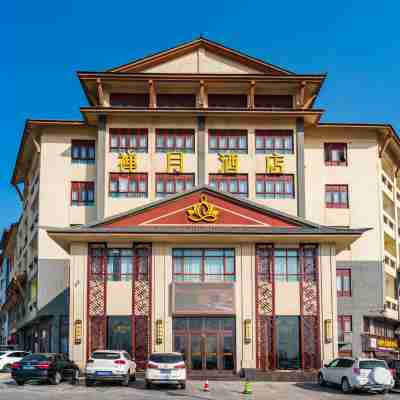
89,316,106,353
134,316,148,369
256,317,275,370
88,278,106,316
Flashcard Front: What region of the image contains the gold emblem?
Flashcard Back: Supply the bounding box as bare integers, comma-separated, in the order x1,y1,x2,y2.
187,194,219,223
219,153,239,173
266,153,284,173
118,151,137,172
167,152,184,173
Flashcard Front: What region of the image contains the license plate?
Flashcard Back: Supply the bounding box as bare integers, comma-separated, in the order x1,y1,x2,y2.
23,366,34,370
160,369,172,373
96,371,112,376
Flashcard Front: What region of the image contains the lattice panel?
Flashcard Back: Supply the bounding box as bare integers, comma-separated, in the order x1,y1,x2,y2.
302,316,320,369
134,316,148,369
257,282,273,315
134,281,150,316
302,279,318,316
89,316,106,353
88,277,106,316
256,317,275,370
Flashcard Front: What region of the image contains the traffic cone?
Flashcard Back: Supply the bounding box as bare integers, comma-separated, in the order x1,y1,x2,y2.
243,379,252,394
203,380,210,392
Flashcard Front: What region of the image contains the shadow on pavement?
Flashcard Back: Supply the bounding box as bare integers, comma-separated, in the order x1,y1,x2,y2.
296,382,385,396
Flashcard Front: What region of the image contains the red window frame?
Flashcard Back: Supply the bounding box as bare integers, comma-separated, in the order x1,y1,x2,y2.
338,315,352,342
325,185,349,208
256,174,295,198
209,174,248,197
109,128,148,152
71,140,95,161
71,182,95,205
109,173,148,197
337,268,352,297
155,129,195,152
255,130,294,154
155,173,195,196
324,143,348,166
208,129,248,153
172,248,235,282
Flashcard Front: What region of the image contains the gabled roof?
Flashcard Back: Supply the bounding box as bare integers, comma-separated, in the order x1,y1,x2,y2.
107,37,294,75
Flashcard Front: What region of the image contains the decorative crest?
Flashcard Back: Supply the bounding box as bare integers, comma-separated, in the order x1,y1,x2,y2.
187,195,219,223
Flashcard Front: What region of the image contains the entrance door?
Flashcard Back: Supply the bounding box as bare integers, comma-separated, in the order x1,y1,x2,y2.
173,317,235,371
276,316,300,369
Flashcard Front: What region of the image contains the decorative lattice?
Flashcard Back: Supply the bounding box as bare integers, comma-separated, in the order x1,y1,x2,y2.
134,281,149,315
302,316,320,369
134,316,149,369
89,316,106,353
303,279,318,315
256,317,275,370
88,277,106,316
258,282,273,315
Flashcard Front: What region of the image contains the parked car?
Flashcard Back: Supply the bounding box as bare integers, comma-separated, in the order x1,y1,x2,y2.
318,357,394,393
85,350,136,386
11,353,80,386
387,359,400,387
145,352,186,389
0,351,31,372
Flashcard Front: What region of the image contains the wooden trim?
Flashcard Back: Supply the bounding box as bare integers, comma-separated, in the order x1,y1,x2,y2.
96,78,105,106
148,80,156,108
379,134,392,158
199,80,207,108
248,80,255,109
302,94,317,109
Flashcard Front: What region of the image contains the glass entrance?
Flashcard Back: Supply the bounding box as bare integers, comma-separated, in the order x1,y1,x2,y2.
173,317,235,371
276,316,300,369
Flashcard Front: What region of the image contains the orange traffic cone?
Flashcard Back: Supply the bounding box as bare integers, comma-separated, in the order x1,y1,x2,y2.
203,380,210,392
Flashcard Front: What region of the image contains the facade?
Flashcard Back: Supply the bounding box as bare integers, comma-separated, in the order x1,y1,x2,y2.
7,38,400,372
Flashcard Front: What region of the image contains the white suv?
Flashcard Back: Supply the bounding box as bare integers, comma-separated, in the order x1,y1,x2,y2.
0,351,31,372
85,350,136,386
145,352,186,389
319,357,394,394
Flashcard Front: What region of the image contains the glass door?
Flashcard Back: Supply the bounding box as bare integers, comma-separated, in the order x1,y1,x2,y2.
276,316,300,369
205,335,218,370
190,335,203,370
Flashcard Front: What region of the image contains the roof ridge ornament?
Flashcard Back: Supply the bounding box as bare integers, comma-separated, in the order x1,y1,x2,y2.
186,194,219,223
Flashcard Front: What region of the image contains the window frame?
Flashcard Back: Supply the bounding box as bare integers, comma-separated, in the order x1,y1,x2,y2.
71,181,95,206
338,315,352,342
325,184,349,208
209,174,249,197
255,130,294,154
155,129,195,153
109,173,148,197
324,143,348,166
256,174,295,199
337,268,352,297
155,173,195,197
109,128,148,153
208,130,248,153
71,140,96,162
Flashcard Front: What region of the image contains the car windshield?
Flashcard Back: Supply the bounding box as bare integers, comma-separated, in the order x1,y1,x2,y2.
149,354,184,364
92,352,120,360
22,354,50,363
359,360,387,370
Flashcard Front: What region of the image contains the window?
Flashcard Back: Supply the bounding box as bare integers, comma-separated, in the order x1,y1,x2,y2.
71,182,95,205
254,95,293,108
324,143,348,166
338,315,352,342
110,93,149,107
325,185,349,208
155,129,195,153
208,94,247,108
109,128,148,152
208,130,247,153
337,269,352,297
157,94,196,108
256,174,294,199
209,174,248,197
109,173,147,197
71,140,95,162
255,130,294,154
156,174,195,197
274,248,299,282
173,248,235,282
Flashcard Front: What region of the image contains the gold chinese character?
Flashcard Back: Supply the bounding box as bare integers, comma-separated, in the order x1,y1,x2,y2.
219,153,239,173
266,153,284,173
118,151,137,172
167,152,183,173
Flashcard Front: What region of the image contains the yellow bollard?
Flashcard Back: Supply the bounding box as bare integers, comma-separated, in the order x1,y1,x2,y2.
243,379,252,394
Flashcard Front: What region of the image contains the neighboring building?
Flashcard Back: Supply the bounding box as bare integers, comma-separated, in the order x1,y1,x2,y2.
8,38,400,373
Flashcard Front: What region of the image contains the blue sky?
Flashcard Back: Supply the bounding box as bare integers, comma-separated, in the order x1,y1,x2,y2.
2,0,399,230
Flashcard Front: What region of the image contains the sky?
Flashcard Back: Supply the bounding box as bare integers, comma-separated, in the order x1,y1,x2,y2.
1,0,399,231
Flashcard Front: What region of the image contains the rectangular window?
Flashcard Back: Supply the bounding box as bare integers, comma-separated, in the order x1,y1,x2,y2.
209,174,248,197
254,94,293,108
155,129,195,153
109,128,148,152
325,185,349,208
71,140,95,162
173,248,235,282
274,248,299,282
71,182,95,205
156,173,195,197
208,130,248,153
208,94,247,108
157,94,196,108
110,93,149,107
338,315,352,342
337,268,352,297
256,174,295,199
324,143,348,166
255,130,294,154
109,173,148,197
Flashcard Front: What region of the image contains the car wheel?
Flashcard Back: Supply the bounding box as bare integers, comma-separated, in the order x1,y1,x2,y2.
85,380,94,387
72,369,79,385
318,373,326,386
16,380,25,386
51,372,62,385
121,373,129,386
130,373,136,382
145,379,152,389
341,378,352,394
180,382,186,390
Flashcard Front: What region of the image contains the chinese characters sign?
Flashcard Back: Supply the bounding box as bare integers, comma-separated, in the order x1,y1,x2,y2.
266,153,284,173
219,153,239,173
118,151,137,172
167,152,184,173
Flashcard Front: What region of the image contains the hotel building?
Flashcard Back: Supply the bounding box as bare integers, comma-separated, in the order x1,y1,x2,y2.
5,38,400,374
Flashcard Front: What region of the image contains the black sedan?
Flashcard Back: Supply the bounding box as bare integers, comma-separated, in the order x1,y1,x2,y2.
11,353,80,385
